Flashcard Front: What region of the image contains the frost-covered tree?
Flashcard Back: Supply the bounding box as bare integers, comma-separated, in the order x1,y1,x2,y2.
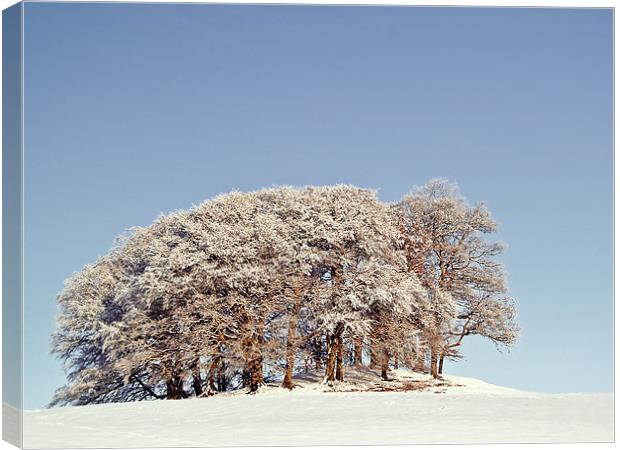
50,251,165,405
396,179,519,377
114,191,299,395
51,181,518,405
295,187,408,384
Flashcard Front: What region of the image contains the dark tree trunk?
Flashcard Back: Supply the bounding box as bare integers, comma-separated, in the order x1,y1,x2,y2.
208,373,216,394
192,375,203,397
207,356,220,394
242,368,251,388
325,268,345,383
324,335,337,383
207,334,226,394
247,356,263,393
324,323,345,384
325,323,344,384
240,311,265,393
166,376,184,400
217,373,228,392
282,285,303,389
191,358,203,397
335,334,344,381
216,358,227,391
243,339,264,393
438,354,444,375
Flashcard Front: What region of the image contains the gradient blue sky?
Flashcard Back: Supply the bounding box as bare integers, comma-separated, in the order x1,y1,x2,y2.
22,3,612,409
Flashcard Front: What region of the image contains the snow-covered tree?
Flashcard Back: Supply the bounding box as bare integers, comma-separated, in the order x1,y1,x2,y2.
51,181,518,405
395,179,519,377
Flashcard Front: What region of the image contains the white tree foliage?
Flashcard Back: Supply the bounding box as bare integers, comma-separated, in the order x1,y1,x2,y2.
51,182,519,406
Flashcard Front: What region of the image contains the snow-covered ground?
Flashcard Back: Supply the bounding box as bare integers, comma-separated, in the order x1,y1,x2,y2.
22,368,613,448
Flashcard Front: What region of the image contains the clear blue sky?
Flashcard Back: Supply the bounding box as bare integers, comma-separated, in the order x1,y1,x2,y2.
22,3,612,409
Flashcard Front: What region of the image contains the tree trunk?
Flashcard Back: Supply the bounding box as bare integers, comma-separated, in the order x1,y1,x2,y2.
241,368,250,388
381,348,390,381
430,348,439,379
326,269,345,383
207,356,220,394
393,352,399,370
208,334,226,394
414,349,426,373
190,358,203,397
369,324,382,369
312,337,323,370
324,335,337,384
335,334,344,381
166,376,184,400
244,336,264,393
247,355,263,393
354,338,363,366
369,341,379,369
282,285,303,389
192,375,203,397
240,312,265,393
216,358,228,392
323,323,345,384
438,354,444,375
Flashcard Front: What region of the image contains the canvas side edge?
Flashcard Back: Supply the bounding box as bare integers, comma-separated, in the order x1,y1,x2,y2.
2,2,24,448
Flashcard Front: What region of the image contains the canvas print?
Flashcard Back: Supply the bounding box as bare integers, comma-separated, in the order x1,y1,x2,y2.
2,2,614,448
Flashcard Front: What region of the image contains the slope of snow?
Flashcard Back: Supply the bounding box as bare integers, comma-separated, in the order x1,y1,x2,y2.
22,368,613,448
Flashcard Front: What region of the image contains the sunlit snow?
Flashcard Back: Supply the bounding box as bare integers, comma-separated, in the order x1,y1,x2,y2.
20,367,613,447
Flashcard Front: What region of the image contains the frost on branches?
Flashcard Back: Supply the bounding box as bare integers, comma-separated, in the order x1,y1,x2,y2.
50,181,519,406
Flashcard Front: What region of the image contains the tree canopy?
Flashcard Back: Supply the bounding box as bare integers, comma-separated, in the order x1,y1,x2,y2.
51,181,519,406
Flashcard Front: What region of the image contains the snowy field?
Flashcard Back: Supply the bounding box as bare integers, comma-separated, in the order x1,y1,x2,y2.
22,368,613,448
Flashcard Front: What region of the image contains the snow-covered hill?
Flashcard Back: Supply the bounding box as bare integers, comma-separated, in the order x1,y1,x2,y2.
22,368,613,447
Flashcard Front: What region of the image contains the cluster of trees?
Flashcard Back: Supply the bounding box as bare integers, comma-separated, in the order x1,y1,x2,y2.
50,179,518,406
